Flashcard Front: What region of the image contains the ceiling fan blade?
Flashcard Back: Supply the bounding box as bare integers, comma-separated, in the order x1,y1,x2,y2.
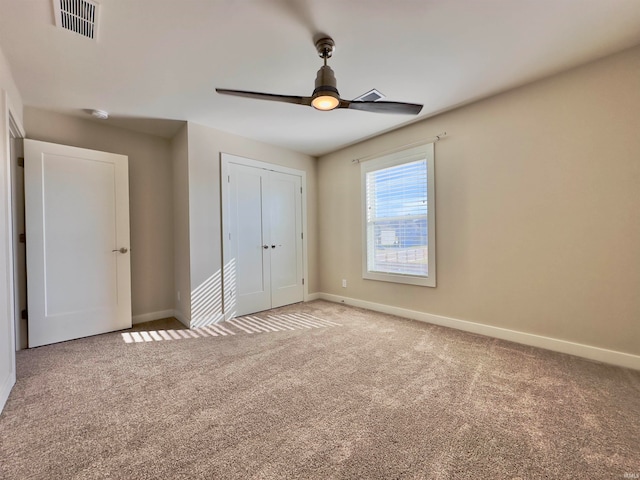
216,89,311,106
340,100,423,115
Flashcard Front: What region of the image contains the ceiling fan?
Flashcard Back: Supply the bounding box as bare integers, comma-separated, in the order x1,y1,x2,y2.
216,36,423,115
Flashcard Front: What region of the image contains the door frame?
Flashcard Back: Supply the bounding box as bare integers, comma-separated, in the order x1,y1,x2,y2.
220,153,308,320
7,97,25,351
9,117,25,350
1,90,25,413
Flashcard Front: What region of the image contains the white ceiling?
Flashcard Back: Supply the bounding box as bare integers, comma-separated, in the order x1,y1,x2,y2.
1,0,640,156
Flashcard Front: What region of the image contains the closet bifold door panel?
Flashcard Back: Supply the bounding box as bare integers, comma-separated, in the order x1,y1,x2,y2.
268,171,303,309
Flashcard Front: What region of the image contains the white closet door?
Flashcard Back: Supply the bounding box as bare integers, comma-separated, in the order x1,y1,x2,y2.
227,162,272,316
25,140,131,347
224,158,303,317
269,171,303,308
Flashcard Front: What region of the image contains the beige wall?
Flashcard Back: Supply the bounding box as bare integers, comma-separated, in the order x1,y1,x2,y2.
171,124,190,325
24,108,176,320
185,122,318,325
318,46,640,356
0,47,22,125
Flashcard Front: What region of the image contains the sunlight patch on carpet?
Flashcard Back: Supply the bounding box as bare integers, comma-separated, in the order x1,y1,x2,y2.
121,312,341,343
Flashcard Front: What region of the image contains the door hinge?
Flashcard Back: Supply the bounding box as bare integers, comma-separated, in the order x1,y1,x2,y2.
228,175,230,183
19,233,26,243
301,232,303,240
21,309,27,320
17,157,24,167
302,278,304,285
300,187,302,194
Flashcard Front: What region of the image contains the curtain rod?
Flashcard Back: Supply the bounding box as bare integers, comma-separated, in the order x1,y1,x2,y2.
351,132,447,164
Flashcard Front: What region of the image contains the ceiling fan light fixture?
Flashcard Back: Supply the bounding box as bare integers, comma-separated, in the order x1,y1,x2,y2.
311,92,340,111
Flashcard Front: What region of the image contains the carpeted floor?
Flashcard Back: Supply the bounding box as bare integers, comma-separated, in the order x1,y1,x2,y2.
1,300,639,479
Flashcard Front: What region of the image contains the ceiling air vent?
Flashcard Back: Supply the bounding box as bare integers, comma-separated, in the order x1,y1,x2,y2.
53,0,100,40
353,89,385,102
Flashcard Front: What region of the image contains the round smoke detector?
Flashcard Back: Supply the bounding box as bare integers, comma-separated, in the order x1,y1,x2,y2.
91,109,109,120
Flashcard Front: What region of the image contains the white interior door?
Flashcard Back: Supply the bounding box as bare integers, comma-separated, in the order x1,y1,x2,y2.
223,156,304,317
269,171,303,308
227,162,271,315
25,139,131,347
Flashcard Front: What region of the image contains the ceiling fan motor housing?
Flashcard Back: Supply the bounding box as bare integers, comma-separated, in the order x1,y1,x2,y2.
313,65,339,98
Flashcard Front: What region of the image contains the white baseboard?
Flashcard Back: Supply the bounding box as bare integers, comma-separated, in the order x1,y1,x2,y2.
305,292,321,301
132,309,176,325
318,293,640,371
0,370,16,414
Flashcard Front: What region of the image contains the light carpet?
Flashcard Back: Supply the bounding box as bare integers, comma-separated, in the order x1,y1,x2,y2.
1,300,638,479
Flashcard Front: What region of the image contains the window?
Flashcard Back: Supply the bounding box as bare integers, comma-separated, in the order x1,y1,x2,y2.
361,143,436,287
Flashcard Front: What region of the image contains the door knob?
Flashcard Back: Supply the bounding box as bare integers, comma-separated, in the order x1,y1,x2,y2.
112,247,128,254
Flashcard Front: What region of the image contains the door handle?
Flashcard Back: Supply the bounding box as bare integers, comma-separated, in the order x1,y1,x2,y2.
271,245,276,249
262,245,269,249
112,247,128,254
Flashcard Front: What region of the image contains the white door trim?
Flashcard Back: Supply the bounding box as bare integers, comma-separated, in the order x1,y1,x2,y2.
8,100,25,353
221,153,308,320
0,90,24,413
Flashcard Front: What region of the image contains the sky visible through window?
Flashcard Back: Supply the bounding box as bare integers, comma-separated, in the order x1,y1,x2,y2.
369,160,427,219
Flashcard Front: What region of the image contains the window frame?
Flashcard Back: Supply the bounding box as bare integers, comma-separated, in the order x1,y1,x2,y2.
360,143,436,287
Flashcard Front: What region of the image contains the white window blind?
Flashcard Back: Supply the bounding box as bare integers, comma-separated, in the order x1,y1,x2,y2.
361,143,436,287
366,159,428,276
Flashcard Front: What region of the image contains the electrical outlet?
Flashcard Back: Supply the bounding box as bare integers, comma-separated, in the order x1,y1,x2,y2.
177,291,181,301
342,279,347,288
